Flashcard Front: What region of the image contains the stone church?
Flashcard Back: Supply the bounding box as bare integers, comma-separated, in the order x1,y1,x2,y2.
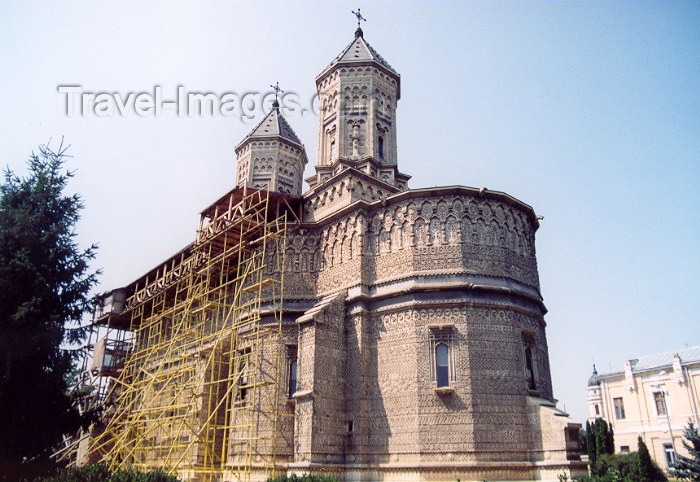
84,22,586,482
230,25,586,481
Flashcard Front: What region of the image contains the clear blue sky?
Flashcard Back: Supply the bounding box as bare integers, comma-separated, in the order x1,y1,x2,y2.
1,1,699,424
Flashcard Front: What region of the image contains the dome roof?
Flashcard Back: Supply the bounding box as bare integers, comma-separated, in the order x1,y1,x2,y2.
588,365,601,386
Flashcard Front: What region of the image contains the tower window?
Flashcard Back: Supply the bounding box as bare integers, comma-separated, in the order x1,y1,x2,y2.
288,358,297,399
522,332,537,391
237,348,251,405
330,140,335,161
595,404,600,416
525,346,536,390
378,136,384,159
435,343,449,387
428,328,455,389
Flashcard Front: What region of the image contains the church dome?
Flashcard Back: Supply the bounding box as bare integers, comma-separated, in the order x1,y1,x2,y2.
588,365,601,386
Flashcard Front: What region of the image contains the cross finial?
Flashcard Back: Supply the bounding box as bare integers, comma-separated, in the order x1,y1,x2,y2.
270,81,284,107
352,8,366,27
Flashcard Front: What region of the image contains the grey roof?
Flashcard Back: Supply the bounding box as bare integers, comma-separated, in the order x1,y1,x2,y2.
320,31,398,78
237,107,302,149
588,366,601,386
631,346,700,371
597,346,700,378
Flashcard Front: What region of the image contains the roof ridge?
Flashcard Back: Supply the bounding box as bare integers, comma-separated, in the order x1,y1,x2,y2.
331,36,358,66
362,37,394,70
276,110,302,144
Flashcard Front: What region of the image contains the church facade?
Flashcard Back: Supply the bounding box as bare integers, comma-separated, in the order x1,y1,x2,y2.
84,23,587,482
231,26,586,481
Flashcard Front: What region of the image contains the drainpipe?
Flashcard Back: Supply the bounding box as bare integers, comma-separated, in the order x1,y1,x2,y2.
685,366,699,424
600,379,609,421
652,384,677,455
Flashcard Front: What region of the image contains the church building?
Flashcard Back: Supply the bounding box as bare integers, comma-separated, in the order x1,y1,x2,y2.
237,22,586,481
81,19,587,482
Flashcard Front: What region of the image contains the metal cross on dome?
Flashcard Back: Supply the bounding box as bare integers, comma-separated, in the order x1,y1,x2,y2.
352,8,366,27
270,81,284,104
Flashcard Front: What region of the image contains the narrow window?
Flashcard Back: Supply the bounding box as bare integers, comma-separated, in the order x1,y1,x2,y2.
663,443,676,467
435,342,449,388
654,391,667,416
613,397,626,420
288,359,297,399
330,140,336,161
595,404,600,416
237,348,251,405
525,346,536,390
429,328,455,388
378,136,384,159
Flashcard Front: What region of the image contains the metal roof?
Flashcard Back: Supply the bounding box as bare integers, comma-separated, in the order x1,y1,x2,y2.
597,345,700,378
236,106,302,150
631,345,700,371
317,30,399,80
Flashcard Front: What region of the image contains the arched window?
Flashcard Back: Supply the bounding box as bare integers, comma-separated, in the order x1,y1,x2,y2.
288,359,297,399
378,136,384,159
595,404,600,416
525,346,536,390
435,342,449,388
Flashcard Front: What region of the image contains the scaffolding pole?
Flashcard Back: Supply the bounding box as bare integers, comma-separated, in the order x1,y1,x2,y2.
81,189,289,482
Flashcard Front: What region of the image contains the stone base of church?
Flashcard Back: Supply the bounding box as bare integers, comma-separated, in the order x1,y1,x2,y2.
285,461,588,481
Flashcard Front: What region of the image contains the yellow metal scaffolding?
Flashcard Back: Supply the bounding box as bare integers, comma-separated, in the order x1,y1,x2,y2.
81,189,293,481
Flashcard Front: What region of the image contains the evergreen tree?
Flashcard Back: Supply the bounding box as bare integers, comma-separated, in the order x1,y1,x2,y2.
587,418,615,476
580,425,588,456
586,420,597,469
0,141,99,478
638,436,667,481
606,424,615,455
672,422,700,481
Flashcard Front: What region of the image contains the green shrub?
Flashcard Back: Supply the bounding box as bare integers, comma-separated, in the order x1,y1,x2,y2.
267,475,337,482
34,464,179,482
578,444,668,482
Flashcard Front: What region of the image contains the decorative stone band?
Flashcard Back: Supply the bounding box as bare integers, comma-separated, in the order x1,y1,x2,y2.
288,184,542,291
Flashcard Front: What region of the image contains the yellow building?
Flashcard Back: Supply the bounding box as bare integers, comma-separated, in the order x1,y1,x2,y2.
587,347,700,472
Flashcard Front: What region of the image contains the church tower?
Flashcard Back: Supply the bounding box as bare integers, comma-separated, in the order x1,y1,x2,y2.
587,365,604,421
307,20,410,191
235,95,308,196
